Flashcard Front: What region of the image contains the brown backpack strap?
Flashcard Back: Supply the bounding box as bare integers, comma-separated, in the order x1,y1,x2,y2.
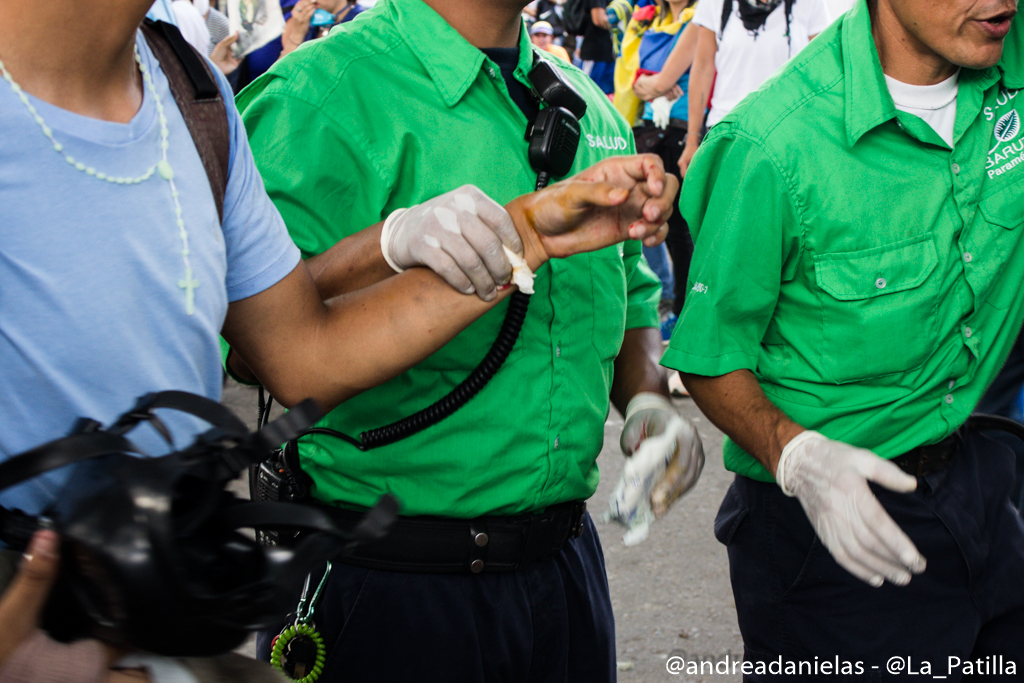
140,19,230,224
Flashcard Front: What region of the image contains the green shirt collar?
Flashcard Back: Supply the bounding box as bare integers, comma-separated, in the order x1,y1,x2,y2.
841,0,1001,146
841,0,897,146
388,0,535,108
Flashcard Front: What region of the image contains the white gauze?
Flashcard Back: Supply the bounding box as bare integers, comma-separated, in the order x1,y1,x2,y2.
502,246,534,294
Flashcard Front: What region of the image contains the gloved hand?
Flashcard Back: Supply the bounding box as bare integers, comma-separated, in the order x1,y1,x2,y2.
380,185,523,301
651,97,673,129
775,430,927,587
607,392,705,545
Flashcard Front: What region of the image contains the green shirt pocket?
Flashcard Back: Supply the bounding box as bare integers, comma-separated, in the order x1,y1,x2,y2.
980,181,1024,230
979,182,1024,309
813,235,940,384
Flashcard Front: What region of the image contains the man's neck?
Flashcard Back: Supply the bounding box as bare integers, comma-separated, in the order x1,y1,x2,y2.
422,0,525,48
0,1,151,122
870,0,958,85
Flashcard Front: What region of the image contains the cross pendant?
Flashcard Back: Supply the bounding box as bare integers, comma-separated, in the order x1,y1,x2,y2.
179,267,200,316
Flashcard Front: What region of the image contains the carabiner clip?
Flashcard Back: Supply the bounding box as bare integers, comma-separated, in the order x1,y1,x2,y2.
295,561,332,625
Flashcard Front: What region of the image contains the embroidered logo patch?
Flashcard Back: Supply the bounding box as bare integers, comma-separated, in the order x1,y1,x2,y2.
987,108,1024,178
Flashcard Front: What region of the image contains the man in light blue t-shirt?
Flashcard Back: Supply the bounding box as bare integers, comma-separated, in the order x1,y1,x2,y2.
0,1,679,675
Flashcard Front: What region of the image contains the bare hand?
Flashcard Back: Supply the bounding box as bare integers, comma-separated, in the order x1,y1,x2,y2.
0,531,59,664
569,154,676,247
678,139,699,177
282,0,317,55
633,74,662,102
507,155,678,266
211,33,241,74
0,531,146,682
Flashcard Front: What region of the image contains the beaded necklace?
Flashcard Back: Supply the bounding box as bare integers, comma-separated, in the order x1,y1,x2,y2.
0,42,199,315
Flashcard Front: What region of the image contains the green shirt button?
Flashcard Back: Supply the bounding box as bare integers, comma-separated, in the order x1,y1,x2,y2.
875,277,887,289
945,394,954,405
965,327,973,338
952,163,961,175
963,252,972,263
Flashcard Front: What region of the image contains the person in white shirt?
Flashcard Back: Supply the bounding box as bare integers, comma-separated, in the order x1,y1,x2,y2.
170,0,211,53
679,0,832,173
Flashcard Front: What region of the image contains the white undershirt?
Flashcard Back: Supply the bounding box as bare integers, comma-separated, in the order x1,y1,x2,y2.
884,70,960,147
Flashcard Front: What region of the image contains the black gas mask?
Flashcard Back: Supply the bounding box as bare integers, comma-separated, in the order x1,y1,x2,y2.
0,391,397,657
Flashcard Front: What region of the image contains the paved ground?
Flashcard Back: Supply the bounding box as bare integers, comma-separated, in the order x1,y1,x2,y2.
222,377,742,683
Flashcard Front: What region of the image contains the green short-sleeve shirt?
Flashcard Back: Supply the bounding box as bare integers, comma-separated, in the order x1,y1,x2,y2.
663,0,1024,482
236,0,661,516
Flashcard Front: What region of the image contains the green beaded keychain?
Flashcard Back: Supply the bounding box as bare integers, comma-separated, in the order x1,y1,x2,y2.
271,562,332,683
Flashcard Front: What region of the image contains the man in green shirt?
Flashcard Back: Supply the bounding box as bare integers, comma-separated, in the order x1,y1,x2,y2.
233,0,706,679
665,0,1024,672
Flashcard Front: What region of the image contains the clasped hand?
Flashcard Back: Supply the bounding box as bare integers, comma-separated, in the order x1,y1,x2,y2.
511,154,677,262
382,155,676,299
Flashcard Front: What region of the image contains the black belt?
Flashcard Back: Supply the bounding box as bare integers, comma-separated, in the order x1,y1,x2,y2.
891,432,961,476
639,117,688,131
316,501,587,574
889,413,1024,477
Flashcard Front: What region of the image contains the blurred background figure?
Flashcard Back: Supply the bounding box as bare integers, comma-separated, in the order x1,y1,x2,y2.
530,21,571,60
616,0,699,352
204,0,232,51
524,0,569,46
578,0,616,94
605,0,633,57
675,0,832,175
171,0,212,52
234,0,363,90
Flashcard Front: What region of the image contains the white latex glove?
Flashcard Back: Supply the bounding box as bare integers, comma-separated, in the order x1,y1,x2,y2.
651,97,673,129
380,185,524,301
776,430,927,587
607,392,705,545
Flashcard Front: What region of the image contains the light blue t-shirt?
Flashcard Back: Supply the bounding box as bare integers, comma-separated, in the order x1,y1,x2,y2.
641,26,691,123
0,31,301,514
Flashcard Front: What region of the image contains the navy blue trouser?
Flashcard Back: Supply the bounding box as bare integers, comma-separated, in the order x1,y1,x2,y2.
257,512,616,683
716,430,1024,682
977,327,1024,511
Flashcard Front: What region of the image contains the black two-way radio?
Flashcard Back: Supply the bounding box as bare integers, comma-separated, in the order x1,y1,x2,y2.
252,54,588,517
526,57,587,188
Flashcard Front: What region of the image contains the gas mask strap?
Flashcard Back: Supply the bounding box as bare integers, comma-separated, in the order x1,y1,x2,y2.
109,390,249,438
0,431,140,493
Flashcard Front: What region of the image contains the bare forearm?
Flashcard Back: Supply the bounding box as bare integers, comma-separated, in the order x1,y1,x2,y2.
224,195,554,409
656,22,699,89
224,159,676,411
611,327,670,415
224,264,516,411
686,30,716,138
305,222,396,299
686,66,712,138
679,369,804,475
